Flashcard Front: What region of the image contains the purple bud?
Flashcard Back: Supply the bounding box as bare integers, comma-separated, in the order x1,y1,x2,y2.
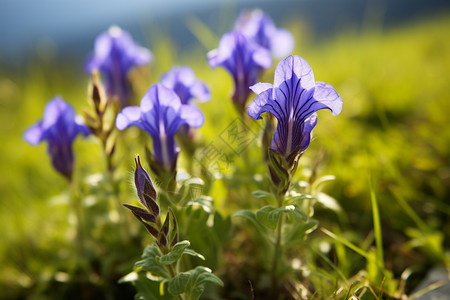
134,155,159,216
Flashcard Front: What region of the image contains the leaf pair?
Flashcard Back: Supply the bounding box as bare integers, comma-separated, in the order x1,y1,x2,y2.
168,266,224,300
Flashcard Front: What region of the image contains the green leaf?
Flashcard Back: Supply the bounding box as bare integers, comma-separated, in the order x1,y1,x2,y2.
135,245,169,278
233,209,268,234
157,240,191,265
168,272,191,295
288,205,307,222
285,219,319,244
267,149,290,194
183,249,205,260
251,190,274,199
131,273,172,300
286,193,316,204
256,205,295,230
168,267,224,299
317,192,342,212
188,195,214,214
312,174,336,190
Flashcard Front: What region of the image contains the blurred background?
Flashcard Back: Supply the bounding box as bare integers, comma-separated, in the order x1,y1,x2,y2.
1,0,449,299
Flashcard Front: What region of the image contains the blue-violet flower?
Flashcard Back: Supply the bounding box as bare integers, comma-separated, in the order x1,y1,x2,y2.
208,31,272,113
116,84,204,170
234,9,294,59
161,66,210,105
23,97,90,180
86,26,153,108
248,55,343,158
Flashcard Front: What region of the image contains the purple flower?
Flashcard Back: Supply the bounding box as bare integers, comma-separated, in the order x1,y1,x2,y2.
208,31,272,113
23,97,90,180
116,84,204,170
234,9,294,59
86,26,153,107
248,55,342,158
161,66,210,105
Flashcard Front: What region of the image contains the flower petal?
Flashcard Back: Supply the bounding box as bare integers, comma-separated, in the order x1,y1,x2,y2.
23,122,44,145
190,82,211,103
180,105,205,128
274,55,315,91
313,81,343,115
209,32,236,68
116,106,142,130
252,46,272,69
250,82,273,95
42,97,71,129
300,113,318,151
270,29,295,59
152,84,181,111
247,88,274,120
207,49,220,68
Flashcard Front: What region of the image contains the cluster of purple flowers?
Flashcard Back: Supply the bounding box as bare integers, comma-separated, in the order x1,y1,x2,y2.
24,10,342,185
208,9,294,113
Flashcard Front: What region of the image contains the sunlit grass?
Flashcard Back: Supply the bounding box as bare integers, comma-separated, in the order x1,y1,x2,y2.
0,11,449,299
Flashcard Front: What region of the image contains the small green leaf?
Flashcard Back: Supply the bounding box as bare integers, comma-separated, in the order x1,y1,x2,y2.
288,205,307,222
256,206,294,230
317,192,342,212
183,249,205,260
233,210,268,234
251,190,274,199
157,240,191,265
132,273,172,300
312,175,336,190
135,245,169,278
285,219,319,244
286,193,316,204
188,195,214,213
267,149,290,194
168,272,191,295
168,267,223,299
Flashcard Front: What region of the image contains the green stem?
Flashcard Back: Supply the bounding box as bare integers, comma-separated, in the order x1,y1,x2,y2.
101,137,131,241
271,194,285,295
69,179,86,269
164,261,184,300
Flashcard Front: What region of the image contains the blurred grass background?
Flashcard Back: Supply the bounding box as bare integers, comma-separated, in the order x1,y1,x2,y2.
0,2,449,298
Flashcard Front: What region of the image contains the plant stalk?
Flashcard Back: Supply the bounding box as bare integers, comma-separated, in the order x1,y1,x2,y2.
271,193,285,295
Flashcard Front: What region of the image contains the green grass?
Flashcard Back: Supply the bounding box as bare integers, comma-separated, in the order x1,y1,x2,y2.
0,11,449,299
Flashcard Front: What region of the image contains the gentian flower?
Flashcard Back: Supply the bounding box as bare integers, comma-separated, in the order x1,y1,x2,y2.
234,9,294,59
116,84,204,171
248,55,343,159
23,97,90,180
208,31,272,113
160,66,210,105
86,26,153,108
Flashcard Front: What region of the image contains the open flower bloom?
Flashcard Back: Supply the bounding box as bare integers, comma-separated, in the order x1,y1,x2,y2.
161,66,210,105
116,84,204,170
23,97,90,180
208,31,271,113
86,26,153,107
248,55,343,158
234,9,294,59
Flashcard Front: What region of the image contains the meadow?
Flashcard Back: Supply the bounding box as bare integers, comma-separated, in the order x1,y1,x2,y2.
0,9,449,300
